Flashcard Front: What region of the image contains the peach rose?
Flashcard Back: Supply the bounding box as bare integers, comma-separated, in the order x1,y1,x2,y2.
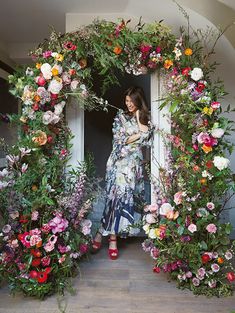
32,131,47,146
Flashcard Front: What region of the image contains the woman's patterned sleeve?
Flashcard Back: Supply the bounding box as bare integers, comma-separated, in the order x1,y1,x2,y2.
112,110,129,159
139,122,155,147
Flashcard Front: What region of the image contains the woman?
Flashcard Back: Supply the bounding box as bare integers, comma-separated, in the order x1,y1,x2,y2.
92,86,152,260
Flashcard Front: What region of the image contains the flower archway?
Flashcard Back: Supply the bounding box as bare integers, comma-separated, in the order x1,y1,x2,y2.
0,16,234,298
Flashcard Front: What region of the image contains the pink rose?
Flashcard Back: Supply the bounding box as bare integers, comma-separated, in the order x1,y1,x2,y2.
206,202,215,210
206,223,217,234
188,223,197,233
145,213,156,224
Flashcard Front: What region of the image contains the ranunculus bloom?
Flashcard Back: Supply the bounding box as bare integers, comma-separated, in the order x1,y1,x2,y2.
32,130,47,146
192,277,200,286
190,67,203,81
211,263,220,272
213,156,230,171
113,46,122,55
184,48,193,56
164,59,173,69
188,223,197,233
206,223,217,234
202,144,212,154
201,253,211,263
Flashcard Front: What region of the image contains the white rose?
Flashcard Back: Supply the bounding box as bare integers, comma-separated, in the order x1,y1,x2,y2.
48,78,63,94
54,101,66,116
145,214,156,224
190,67,203,81
213,156,230,171
41,63,52,80
211,128,225,138
148,228,157,239
159,203,174,216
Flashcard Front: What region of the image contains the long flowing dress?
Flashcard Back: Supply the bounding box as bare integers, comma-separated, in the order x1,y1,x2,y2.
99,109,153,237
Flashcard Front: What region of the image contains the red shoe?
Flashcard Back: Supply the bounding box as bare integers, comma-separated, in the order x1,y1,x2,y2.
108,238,118,260
91,232,102,254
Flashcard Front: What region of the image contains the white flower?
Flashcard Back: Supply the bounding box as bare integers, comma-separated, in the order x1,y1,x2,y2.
21,163,28,173
202,170,209,178
159,203,174,216
143,224,150,234
206,202,215,210
211,128,225,138
188,223,197,233
225,251,233,260
213,156,230,171
190,67,203,81
0,168,9,178
54,101,65,116
148,228,157,239
42,111,60,125
48,78,63,94
41,63,52,80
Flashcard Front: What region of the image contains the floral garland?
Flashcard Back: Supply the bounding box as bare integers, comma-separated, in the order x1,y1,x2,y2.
0,18,234,298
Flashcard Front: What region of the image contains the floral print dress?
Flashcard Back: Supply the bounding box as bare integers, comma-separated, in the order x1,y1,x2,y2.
99,109,153,237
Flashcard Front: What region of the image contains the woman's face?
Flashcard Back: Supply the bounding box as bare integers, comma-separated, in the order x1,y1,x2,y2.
125,95,137,113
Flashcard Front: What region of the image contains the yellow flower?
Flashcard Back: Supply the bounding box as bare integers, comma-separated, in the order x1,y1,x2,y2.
51,68,59,76
36,63,42,69
20,116,27,123
55,54,64,62
202,107,213,116
184,48,193,56
164,59,173,69
202,144,212,154
32,130,47,146
154,228,161,237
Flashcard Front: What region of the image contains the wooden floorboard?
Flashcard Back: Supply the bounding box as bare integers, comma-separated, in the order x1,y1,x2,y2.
0,238,234,313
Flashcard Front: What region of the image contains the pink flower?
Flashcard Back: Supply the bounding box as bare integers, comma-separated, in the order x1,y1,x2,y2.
206,202,215,210
211,101,220,110
58,255,66,264
197,267,206,278
149,204,158,213
80,243,89,254
208,280,217,288
206,223,217,234
150,247,160,259
174,191,183,205
58,244,71,253
44,242,55,252
21,232,31,248
192,277,200,286
197,132,210,144
42,50,52,58
186,271,192,278
49,215,68,234
140,44,152,55
225,251,233,260
41,223,51,233
29,228,41,236
31,210,39,221
145,213,156,224
2,224,11,233
188,223,197,233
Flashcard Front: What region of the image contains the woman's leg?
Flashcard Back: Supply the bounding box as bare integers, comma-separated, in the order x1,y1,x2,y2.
108,234,118,260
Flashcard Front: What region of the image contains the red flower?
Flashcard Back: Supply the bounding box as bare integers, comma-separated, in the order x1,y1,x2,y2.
29,270,38,279
63,41,77,51
47,135,53,144
196,82,205,92
201,254,210,264
203,119,208,127
181,67,191,76
206,160,213,169
153,266,161,273
31,258,41,267
227,272,235,282
30,249,41,257
45,267,52,274
19,215,29,223
37,271,48,283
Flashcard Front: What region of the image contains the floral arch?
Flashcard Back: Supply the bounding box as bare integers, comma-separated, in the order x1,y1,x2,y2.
0,16,234,298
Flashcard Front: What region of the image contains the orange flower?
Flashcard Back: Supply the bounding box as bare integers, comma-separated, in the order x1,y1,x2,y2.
34,95,41,102
36,63,42,69
202,144,212,154
193,165,200,172
200,178,207,185
184,48,193,56
32,185,38,191
36,240,42,248
113,46,122,55
217,257,224,264
173,211,179,220
164,59,173,69
32,130,47,146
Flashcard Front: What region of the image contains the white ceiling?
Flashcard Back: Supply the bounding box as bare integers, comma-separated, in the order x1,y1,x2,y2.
0,0,235,45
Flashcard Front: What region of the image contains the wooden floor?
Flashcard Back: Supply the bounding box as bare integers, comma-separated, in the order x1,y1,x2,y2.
0,238,235,313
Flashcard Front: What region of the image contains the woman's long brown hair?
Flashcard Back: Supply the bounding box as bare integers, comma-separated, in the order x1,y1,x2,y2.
124,86,150,125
